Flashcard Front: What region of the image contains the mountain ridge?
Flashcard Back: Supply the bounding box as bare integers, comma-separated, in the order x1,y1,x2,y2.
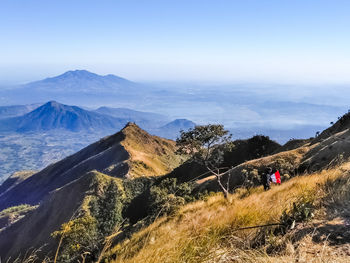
0,123,182,211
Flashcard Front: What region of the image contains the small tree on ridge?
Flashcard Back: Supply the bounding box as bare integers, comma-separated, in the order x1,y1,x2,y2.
176,124,234,198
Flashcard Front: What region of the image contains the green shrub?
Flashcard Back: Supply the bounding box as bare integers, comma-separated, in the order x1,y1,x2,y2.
90,181,124,236
148,178,195,218
280,195,314,231
52,180,127,262
51,215,99,262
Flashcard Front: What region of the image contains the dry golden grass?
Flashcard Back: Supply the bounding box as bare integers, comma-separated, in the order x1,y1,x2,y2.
109,162,350,263
121,123,185,177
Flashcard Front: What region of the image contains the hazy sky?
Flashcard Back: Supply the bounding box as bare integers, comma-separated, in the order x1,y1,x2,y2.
1,0,350,84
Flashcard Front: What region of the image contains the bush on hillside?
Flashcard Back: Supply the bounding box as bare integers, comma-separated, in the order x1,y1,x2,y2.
148,178,195,218
52,180,126,262
90,181,124,236
51,215,99,262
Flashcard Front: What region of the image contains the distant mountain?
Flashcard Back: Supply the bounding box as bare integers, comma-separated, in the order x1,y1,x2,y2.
0,103,41,119
0,101,195,137
95,106,169,127
0,70,150,106
154,119,196,139
0,101,196,181
0,101,127,132
25,70,137,93
161,119,196,130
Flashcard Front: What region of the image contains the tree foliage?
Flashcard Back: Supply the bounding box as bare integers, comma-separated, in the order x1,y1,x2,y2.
148,178,195,218
176,124,234,197
176,124,233,169
52,180,125,262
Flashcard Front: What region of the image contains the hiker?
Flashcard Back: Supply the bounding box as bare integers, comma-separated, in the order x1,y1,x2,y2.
262,167,273,191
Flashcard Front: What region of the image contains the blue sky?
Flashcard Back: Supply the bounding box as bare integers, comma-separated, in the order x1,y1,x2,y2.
1,0,350,84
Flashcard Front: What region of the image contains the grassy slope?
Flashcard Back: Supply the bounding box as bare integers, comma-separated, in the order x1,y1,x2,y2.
109,162,350,263
0,204,37,231
121,123,184,178
197,145,310,192
274,139,311,154
300,129,350,172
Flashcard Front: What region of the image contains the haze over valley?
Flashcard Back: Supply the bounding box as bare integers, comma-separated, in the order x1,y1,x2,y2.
0,70,348,182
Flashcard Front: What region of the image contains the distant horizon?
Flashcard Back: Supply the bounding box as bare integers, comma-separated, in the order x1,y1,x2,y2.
2,68,350,87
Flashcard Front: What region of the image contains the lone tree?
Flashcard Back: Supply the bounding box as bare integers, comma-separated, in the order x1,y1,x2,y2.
176,124,234,198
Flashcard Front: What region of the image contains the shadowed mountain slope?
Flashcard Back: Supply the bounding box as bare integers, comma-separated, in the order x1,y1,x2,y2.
0,171,36,196
0,123,182,211
313,111,350,143
274,138,312,154
0,171,106,259
299,128,350,172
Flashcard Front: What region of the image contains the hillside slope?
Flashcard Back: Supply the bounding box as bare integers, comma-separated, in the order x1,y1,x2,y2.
197,123,350,193
313,111,350,142
0,123,182,210
167,135,281,184
300,128,350,172
0,170,36,195
0,171,124,259
109,163,350,263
